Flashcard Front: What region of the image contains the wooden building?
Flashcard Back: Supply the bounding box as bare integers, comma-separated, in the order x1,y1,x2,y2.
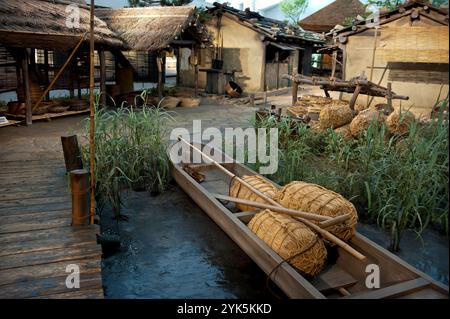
96,6,211,97
0,0,124,124
330,0,449,116
299,0,367,33
191,3,324,93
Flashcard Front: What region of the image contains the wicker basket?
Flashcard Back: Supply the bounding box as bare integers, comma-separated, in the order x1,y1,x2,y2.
230,175,278,212
225,81,243,98
248,210,327,276
274,181,358,242
48,105,70,113
179,98,200,108
161,97,181,109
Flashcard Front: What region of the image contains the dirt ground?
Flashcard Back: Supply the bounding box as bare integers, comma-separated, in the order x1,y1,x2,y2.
0,92,447,299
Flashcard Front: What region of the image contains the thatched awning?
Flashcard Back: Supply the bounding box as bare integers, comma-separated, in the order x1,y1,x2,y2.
96,6,198,51
0,0,123,50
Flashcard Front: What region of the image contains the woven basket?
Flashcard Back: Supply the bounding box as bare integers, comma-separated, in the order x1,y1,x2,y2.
248,210,327,276
180,98,200,108
230,175,278,211
48,105,69,113
385,110,415,135
319,105,354,129
274,181,358,242
161,97,180,109
225,81,243,98
350,109,384,137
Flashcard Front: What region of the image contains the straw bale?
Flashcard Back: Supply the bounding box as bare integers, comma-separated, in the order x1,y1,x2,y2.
230,175,278,212
319,105,354,129
248,210,327,276
385,109,415,135
349,109,385,137
274,181,358,242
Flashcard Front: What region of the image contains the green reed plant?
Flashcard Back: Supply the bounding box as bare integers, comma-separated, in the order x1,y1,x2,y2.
250,98,449,251
80,96,172,219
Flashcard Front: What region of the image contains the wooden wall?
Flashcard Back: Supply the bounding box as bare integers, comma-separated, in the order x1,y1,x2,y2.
342,14,449,116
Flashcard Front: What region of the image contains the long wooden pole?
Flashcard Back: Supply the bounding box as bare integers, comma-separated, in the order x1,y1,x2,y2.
32,34,86,111
178,136,367,262
89,0,95,225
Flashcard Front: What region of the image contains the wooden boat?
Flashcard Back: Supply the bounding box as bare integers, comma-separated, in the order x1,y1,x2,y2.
170,141,449,299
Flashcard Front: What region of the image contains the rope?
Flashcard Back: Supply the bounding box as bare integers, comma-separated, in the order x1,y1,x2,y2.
265,235,319,299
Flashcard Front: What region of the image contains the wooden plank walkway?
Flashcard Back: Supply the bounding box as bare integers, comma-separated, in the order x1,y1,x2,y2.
0,158,103,299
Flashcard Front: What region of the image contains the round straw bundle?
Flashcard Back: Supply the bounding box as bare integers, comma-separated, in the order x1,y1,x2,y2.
230,175,278,212
248,210,327,276
319,105,354,129
350,109,384,137
385,109,415,135
161,97,180,109
274,181,358,242
179,98,200,108
334,123,352,140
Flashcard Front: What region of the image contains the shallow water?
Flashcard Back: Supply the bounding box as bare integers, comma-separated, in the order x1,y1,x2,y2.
102,186,448,298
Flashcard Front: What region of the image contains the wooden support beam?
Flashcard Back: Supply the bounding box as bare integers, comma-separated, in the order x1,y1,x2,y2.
99,49,106,107
349,84,361,111
21,50,32,126
386,82,393,110
292,67,298,106
156,53,164,101
44,50,50,100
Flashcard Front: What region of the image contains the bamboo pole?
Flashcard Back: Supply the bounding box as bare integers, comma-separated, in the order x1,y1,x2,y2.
178,136,367,262
213,193,330,222
89,0,95,225
32,33,86,111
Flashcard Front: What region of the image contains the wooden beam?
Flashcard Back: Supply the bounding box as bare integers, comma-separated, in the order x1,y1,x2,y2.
21,50,32,126
99,49,106,107
44,50,50,100
156,52,164,100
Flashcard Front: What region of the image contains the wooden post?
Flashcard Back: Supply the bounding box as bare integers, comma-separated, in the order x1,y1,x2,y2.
250,93,255,107
194,48,199,98
22,50,32,125
292,67,298,106
386,82,393,111
70,169,90,226
44,50,50,100
275,51,280,90
331,51,337,78
61,135,84,172
89,0,95,225
156,52,163,101
99,49,106,107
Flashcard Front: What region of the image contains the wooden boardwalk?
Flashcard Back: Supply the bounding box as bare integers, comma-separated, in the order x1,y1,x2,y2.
0,158,103,299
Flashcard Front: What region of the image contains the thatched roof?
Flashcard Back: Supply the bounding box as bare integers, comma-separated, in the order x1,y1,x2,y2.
331,0,449,37
96,6,202,51
0,0,123,50
299,0,366,33
207,2,323,44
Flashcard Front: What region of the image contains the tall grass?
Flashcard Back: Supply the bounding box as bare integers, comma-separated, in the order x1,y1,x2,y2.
252,99,449,251
80,96,172,218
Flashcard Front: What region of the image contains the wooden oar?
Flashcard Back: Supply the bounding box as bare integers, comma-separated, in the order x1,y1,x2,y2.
177,137,367,262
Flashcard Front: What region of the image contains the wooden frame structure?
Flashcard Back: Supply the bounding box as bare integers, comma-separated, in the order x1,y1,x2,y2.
284,72,409,110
